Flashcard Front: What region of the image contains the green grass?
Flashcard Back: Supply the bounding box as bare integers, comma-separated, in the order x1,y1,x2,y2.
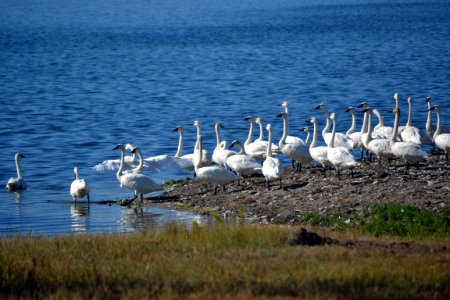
1,222,449,299
301,204,450,238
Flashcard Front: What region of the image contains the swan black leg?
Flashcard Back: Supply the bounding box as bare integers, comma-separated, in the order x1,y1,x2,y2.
337,169,341,180
291,160,295,169
87,194,90,203
266,180,270,190
223,185,226,192
322,166,327,178
350,169,354,178
279,178,282,189
214,186,218,195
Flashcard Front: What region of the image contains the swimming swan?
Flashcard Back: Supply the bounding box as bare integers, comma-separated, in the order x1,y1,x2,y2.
390,107,429,169
309,117,332,177
212,122,236,167
277,112,311,171
327,113,359,178
194,135,240,195
227,140,263,177
113,144,162,202
70,166,90,202
263,124,283,189
6,153,27,192
430,105,450,161
93,143,138,172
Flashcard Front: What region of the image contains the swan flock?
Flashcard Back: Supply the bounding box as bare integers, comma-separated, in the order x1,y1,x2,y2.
5,94,448,203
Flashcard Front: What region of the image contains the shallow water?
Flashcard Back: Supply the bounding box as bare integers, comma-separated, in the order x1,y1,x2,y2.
0,0,449,236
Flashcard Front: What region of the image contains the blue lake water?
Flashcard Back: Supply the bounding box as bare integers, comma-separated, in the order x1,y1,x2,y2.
1,0,449,236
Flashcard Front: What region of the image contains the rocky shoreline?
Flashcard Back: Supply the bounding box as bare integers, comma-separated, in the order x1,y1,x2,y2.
150,155,450,225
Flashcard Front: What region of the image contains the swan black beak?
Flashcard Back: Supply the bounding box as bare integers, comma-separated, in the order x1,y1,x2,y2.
173,127,180,132
344,108,352,112
356,103,365,108
112,145,121,150
429,106,437,111
362,108,369,113
426,96,432,102
314,105,321,110
276,113,284,118
19,154,25,158
244,116,253,121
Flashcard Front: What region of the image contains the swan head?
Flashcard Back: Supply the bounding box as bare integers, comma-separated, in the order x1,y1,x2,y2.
329,112,337,120
315,103,327,110
131,147,141,154
244,116,254,122
426,96,432,103
345,106,355,113
173,126,183,132
15,153,25,160
215,122,224,129
357,102,369,109
302,126,310,133
393,93,400,101
429,105,440,112
255,117,262,124
407,96,412,104
125,143,134,151
266,123,272,131
308,117,318,124
112,144,125,151
361,107,373,114
276,112,287,119
229,139,241,149
279,101,288,108
193,120,201,127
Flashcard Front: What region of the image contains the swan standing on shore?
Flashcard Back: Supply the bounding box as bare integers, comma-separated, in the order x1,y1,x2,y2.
315,103,352,149
113,144,162,203
6,153,27,192
327,113,359,179
243,116,269,161
425,97,450,138
302,126,311,145
309,117,332,177
255,117,279,149
194,135,240,195
173,126,195,170
390,107,429,169
70,167,90,202
212,123,236,167
430,105,450,161
373,109,394,139
400,96,433,145
227,140,262,178
263,124,283,190
361,108,395,167
193,120,212,168
277,112,311,171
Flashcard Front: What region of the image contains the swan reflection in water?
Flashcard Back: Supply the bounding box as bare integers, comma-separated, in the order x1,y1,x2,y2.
70,201,90,233
119,206,208,233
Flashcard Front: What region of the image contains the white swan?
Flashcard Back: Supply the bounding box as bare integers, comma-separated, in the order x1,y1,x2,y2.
172,126,195,170
93,143,137,171
302,126,311,145
263,124,283,189
430,105,450,161
344,106,361,149
70,167,90,202
255,116,279,149
279,101,307,145
400,96,433,145
243,116,271,161
372,108,394,139
315,103,352,149
227,140,262,177
277,112,311,171
113,144,162,202
327,113,359,178
193,120,213,168
390,107,429,169
6,153,27,192
361,108,395,167
194,135,240,195
309,117,332,176
212,122,236,167
425,97,450,138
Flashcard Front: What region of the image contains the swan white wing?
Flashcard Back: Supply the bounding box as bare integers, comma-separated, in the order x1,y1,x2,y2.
434,134,450,152
226,155,262,176
310,146,332,167
120,173,161,194
70,179,90,198
391,141,429,163
93,159,122,171
196,165,240,185
285,136,306,146
324,132,352,149
368,139,395,159
6,177,26,191
281,142,311,163
328,147,358,169
400,126,422,144
262,157,283,180
374,126,394,140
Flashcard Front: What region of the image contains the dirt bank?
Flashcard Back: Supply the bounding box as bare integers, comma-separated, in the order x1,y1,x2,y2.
150,155,450,225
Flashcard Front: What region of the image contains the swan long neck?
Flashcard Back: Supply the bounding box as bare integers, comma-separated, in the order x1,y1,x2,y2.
310,120,319,148
322,109,331,135
426,100,433,134
237,143,246,155
195,135,202,171
74,167,80,180
280,115,288,146
16,155,23,179
346,111,356,136
257,121,264,141
305,131,311,145
245,121,254,146
434,108,442,138
406,97,413,126
329,117,336,148
391,109,400,144
136,149,144,172
373,109,384,127
117,147,125,179
175,129,183,157
360,112,368,133
366,111,373,143
215,124,222,148
266,127,273,158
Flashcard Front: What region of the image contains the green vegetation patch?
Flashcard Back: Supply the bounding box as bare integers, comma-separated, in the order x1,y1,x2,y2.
301,204,450,238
